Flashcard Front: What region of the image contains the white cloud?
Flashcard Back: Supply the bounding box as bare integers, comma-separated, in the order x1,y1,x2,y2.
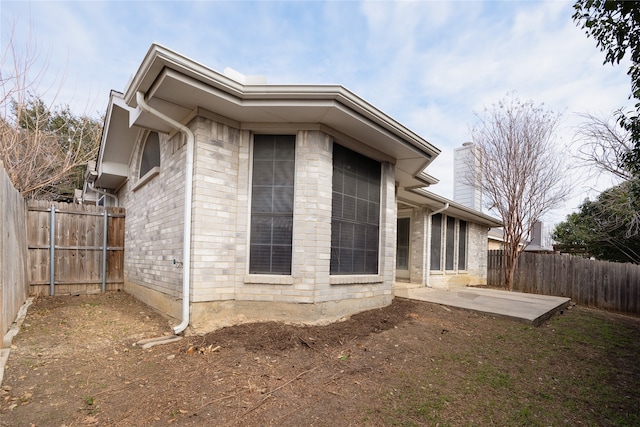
1,0,633,225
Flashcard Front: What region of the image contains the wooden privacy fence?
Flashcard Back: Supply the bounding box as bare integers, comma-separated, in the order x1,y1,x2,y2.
27,201,125,296
488,250,640,315
1,162,28,337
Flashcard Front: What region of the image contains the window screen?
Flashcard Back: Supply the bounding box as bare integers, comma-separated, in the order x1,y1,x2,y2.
140,131,160,178
430,213,442,270
458,220,467,270
396,217,410,270
249,135,295,274
445,216,456,270
330,144,381,274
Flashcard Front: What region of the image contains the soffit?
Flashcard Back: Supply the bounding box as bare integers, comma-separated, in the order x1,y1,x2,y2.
132,67,438,188
95,93,139,189
99,43,443,190
398,187,503,227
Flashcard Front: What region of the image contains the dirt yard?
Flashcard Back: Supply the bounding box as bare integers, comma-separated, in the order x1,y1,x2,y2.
1,291,639,426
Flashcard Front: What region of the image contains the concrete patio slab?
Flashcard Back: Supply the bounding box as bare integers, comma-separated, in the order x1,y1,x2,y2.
395,285,570,326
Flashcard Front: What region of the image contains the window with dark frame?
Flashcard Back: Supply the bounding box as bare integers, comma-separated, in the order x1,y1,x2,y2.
139,131,160,178
330,144,381,275
396,217,410,270
430,214,469,272
445,216,456,270
458,220,468,270
249,135,295,275
430,213,442,270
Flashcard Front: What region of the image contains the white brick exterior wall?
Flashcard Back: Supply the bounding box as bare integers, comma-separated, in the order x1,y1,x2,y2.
428,215,489,289
190,117,242,303
398,207,490,289
121,117,396,331
119,130,185,317
409,207,428,284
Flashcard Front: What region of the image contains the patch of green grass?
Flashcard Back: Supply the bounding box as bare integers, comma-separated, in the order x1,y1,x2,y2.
475,365,513,390
374,308,640,426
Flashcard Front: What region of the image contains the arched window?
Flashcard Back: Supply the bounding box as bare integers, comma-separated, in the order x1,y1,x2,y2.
139,131,160,178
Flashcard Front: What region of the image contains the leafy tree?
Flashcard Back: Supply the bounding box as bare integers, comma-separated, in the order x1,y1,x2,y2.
552,211,593,255
1,95,101,200
469,94,569,290
573,0,640,174
573,111,639,241
553,179,640,263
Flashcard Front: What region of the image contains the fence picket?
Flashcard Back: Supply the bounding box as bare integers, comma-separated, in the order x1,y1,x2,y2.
487,250,640,315
27,201,125,296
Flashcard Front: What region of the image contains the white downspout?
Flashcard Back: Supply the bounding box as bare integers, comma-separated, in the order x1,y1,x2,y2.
425,203,449,288
88,182,119,206
136,92,194,335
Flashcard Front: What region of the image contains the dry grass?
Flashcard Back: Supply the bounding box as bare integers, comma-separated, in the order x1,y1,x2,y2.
1,292,639,426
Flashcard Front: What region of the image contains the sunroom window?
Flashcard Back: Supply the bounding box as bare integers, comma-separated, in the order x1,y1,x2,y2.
430,214,468,272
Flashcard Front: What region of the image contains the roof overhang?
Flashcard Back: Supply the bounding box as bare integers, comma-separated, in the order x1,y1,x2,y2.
96,43,440,190
398,186,503,228
95,91,140,189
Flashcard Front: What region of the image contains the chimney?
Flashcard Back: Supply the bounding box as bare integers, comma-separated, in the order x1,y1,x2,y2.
530,221,545,247
453,142,482,211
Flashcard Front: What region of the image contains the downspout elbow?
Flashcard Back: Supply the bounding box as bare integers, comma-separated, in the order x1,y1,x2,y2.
88,181,119,206
136,91,194,335
429,202,449,217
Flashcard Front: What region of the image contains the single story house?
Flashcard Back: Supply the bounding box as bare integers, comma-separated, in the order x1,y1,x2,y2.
86,44,501,334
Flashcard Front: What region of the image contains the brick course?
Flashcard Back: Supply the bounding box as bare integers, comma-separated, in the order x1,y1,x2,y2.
120,118,397,331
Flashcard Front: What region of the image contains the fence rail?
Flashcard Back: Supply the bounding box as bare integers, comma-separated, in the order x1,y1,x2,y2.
27,200,125,296
488,250,640,315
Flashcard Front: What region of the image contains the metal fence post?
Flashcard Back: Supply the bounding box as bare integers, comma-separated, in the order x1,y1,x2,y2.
49,204,55,296
102,209,108,293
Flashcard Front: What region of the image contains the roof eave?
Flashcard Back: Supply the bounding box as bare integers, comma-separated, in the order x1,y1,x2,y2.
122,43,440,161
401,187,503,228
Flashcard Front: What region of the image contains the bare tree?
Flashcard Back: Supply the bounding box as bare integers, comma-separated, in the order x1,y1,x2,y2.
572,111,640,240
470,95,570,290
0,26,101,200
574,112,634,181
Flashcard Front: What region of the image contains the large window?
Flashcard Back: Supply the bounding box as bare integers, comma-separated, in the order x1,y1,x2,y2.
396,217,410,270
458,220,468,270
330,144,381,275
430,214,468,272
445,216,456,270
249,135,295,274
430,213,442,270
140,131,160,178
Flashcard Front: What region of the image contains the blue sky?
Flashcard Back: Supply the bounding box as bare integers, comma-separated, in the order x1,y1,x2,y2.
1,0,633,225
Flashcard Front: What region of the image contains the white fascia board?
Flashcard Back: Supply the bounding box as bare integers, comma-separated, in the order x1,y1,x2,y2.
417,172,440,186
124,44,245,107
97,91,122,171
99,161,128,178
97,91,137,174
405,187,503,227
241,84,440,160
123,43,440,161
